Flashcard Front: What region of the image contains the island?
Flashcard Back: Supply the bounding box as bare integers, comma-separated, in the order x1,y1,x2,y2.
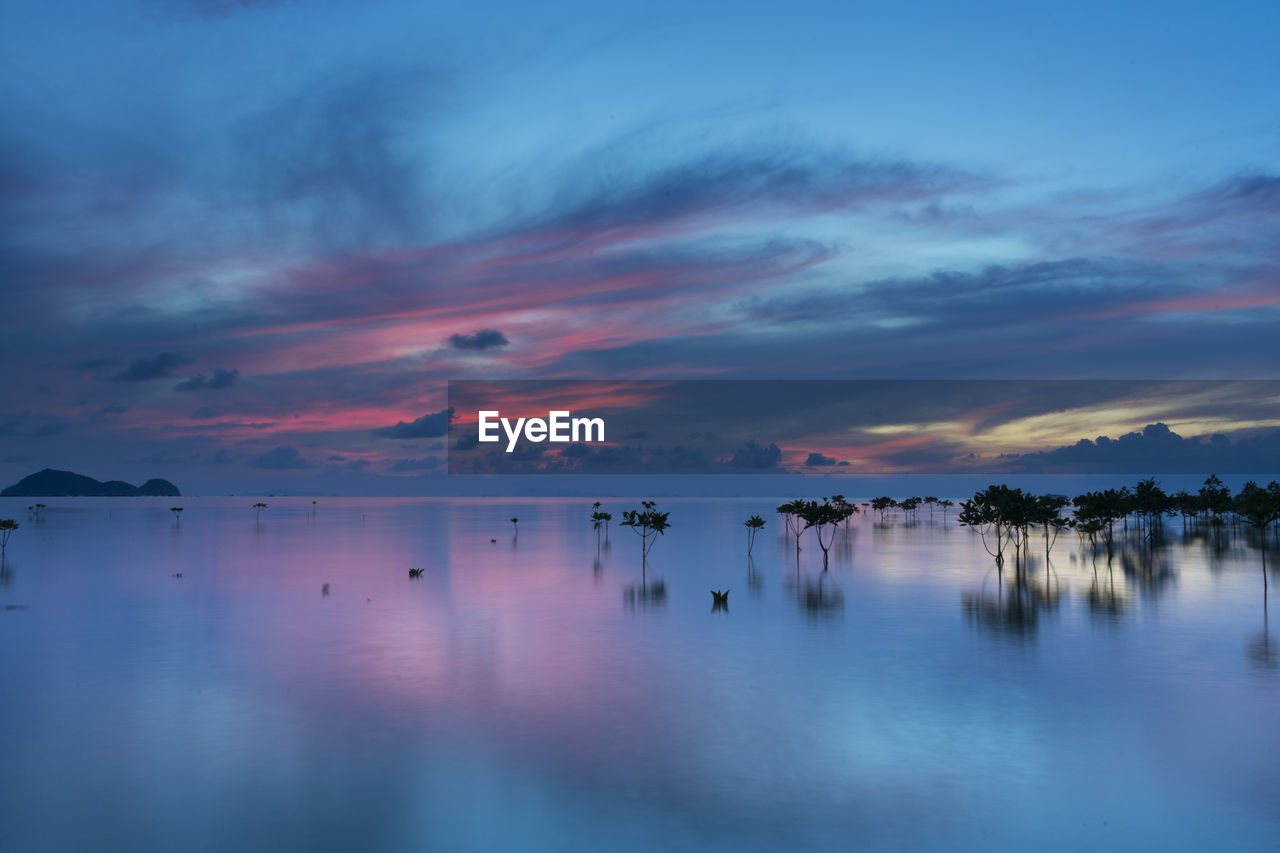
1,469,181,497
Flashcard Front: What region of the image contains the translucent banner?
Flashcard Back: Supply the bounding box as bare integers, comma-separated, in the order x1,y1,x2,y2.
446,379,1280,475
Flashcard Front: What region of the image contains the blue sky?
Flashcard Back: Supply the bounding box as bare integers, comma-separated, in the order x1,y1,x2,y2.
2,0,1278,492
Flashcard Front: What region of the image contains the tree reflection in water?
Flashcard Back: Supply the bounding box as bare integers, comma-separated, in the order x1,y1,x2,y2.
963,564,1062,641
623,579,667,612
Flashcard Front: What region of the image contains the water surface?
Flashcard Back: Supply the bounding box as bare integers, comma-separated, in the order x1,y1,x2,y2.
1,497,1276,851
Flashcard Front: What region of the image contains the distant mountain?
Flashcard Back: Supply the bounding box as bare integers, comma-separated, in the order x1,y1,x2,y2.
1,469,181,497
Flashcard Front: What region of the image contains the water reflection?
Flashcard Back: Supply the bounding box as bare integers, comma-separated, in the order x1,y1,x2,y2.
711,589,729,613
747,557,763,594
795,572,844,620
2,497,1279,852
963,566,1062,640
623,579,667,611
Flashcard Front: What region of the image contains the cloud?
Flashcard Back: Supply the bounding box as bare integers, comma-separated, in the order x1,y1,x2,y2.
174,368,240,392
446,329,509,351
723,440,782,469
1003,422,1280,474
373,407,453,439
114,352,192,382
253,446,312,469
805,451,839,466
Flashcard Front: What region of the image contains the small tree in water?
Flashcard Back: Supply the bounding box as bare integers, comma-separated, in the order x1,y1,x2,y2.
510,517,519,535
253,502,268,522
0,519,17,559
744,515,766,556
939,499,955,523
591,509,613,549
870,496,896,522
776,500,807,552
797,497,857,569
1235,481,1280,577
170,507,184,527
620,500,671,569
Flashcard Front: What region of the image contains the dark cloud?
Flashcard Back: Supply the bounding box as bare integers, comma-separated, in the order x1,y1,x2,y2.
114,352,192,382
1004,422,1280,474
546,144,989,235
805,452,839,466
228,67,434,248
373,407,453,439
253,446,312,469
174,368,240,392
447,329,509,351
724,440,782,469
193,406,223,419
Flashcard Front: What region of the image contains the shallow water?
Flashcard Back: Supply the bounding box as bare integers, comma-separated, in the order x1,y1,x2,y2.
0,497,1277,852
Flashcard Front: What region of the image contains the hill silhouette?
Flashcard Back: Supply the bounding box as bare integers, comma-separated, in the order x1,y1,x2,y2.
1,468,181,497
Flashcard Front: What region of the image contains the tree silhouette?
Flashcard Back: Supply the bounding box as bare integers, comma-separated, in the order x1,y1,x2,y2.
510,517,519,535
870,496,896,522
938,499,955,523
620,500,671,572
776,500,807,552
253,502,268,522
591,508,613,548
744,515,766,556
796,497,857,569
1235,480,1280,576
0,519,17,558
170,507,184,526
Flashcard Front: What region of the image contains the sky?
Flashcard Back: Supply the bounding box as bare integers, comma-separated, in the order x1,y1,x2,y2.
2,0,1279,494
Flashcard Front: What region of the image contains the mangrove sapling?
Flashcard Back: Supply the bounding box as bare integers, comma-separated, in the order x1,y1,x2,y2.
744,515,766,556
870,496,896,522
620,501,671,571
1199,475,1232,525
830,495,857,537
777,500,807,551
939,499,955,524
591,510,613,549
1034,495,1070,562
797,498,854,570
1235,481,1280,576
924,497,939,520
591,502,613,540
170,507,184,526
0,519,17,559
510,517,519,536
409,568,425,579
253,502,268,522
959,485,1035,570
